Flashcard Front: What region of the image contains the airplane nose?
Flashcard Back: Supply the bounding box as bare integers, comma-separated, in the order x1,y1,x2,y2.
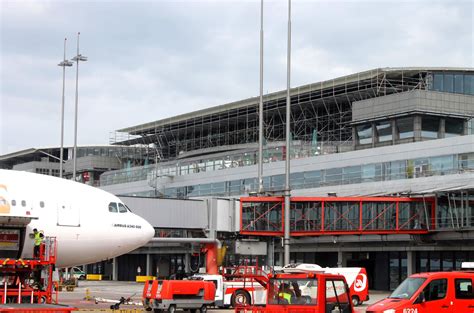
141,218,155,244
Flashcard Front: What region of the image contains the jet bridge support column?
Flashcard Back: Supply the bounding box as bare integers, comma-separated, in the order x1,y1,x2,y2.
112,258,118,281
146,253,151,276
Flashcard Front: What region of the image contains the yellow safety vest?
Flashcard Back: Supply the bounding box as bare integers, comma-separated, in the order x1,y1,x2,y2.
34,233,42,246
279,292,292,304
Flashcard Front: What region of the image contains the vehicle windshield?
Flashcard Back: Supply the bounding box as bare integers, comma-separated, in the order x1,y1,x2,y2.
268,278,317,305
389,277,426,299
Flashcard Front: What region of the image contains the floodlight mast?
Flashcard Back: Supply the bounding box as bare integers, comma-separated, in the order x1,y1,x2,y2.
71,32,87,181
284,0,292,266
258,0,264,194
57,38,73,178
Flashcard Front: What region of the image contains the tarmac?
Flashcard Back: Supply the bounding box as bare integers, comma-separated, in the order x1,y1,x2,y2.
58,280,390,312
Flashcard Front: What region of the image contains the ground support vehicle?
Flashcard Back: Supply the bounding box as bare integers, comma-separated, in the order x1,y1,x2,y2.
193,265,269,308
367,268,474,312
0,237,58,305
142,279,216,313
0,237,77,312
234,263,354,313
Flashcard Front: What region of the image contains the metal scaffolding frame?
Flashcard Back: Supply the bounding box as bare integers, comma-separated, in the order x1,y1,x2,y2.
110,68,432,165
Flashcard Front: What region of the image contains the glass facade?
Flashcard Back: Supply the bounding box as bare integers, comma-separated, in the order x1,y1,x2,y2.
431,72,474,95
124,152,474,199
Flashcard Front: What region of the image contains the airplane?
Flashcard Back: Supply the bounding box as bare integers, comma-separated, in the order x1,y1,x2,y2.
0,169,155,267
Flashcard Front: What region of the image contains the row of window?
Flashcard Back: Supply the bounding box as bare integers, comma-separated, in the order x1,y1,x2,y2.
149,152,474,199
430,72,474,95
356,116,465,145
10,200,45,208
108,202,130,213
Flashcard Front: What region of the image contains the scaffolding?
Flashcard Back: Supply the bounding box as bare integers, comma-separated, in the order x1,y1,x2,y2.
110,68,433,164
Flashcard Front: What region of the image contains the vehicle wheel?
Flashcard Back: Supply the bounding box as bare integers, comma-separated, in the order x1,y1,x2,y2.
351,295,360,306
199,305,207,313
168,305,176,313
79,275,85,280
153,309,163,313
231,290,251,307
189,310,197,313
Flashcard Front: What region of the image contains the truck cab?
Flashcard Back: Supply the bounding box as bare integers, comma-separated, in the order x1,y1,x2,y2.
367,268,474,313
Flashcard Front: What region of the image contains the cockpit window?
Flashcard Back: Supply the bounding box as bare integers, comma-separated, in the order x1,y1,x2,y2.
118,203,128,213
125,204,132,212
108,202,118,213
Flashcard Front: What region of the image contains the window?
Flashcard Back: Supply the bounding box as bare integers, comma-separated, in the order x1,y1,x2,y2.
455,279,473,299
454,74,464,93
423,279,447,301
326,279,351,313
444,74,454,93
396,117,414,139
375,121,392,142
445,118,464,137
268,278,317,305
21,200,26,207
11,200,16,206
421,116,439,139
118,203,128,213
108,202,118,213
39,201,45,208
464,75,474,95
390,277,426,299
357,124,373,144
433,74,443,91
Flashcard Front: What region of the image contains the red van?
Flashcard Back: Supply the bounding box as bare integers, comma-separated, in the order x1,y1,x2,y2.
367,271,474,313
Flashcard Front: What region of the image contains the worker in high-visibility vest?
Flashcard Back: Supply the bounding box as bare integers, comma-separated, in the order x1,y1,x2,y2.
33,229,43,258
278,283,294,304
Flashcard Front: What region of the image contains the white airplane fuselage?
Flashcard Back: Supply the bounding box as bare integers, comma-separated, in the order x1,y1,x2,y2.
0,169,155,267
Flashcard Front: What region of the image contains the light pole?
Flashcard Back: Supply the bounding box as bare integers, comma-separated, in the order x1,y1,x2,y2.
58,38,73,178
71,32,87,181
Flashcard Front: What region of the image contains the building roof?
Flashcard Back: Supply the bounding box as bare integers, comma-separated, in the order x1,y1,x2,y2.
118,67,474,135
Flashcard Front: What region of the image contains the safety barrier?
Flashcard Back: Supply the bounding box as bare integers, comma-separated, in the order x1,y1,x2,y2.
85,274,102,281
135,275,155,283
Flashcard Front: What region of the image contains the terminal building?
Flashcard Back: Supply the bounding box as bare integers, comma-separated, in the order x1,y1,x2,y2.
2,67,474,290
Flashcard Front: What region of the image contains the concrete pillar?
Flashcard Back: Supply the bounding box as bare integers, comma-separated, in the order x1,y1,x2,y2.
112,257,118,281
407,251,416,276
146,253,151,276
439,118,445,138
337,250,347,268
414,115,422,141
391,119,398,144
279,252,284,266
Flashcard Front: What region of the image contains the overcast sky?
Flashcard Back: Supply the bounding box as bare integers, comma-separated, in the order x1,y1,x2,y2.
1,0,472,155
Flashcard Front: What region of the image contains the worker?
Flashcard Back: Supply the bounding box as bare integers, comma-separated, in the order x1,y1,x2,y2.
278,283,294,304
33,228,42,258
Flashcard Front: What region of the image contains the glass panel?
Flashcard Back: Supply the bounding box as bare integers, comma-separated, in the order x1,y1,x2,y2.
326,280,350,307
455,279,474,299
271,175,285,190
445,118,464,137
290,202,322,232
464,75,473,95
361,164,382,182
430,155,455,175
444,74,454,93
433,73,443,91
421,116,439,139
375,121,392,142
324,168,343,185
290,172,304,188
304,171,321,188
430,252,441,271
108,202,118,213
389,252,400,290
454,74,464,93
423,279,447,301
268,278,318,305
357,124,373,144
442,251,453,271
343,166,361,184
118,203,127,213
397,117,414,139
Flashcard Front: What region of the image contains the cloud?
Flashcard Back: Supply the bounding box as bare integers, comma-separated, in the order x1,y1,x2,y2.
1,0,472,155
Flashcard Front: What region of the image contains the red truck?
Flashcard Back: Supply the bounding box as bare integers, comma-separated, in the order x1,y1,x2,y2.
366,269,474,313
235,264,354,313
142,279,216,313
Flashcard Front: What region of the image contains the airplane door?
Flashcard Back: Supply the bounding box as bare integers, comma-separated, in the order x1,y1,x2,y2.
57,203,80,227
